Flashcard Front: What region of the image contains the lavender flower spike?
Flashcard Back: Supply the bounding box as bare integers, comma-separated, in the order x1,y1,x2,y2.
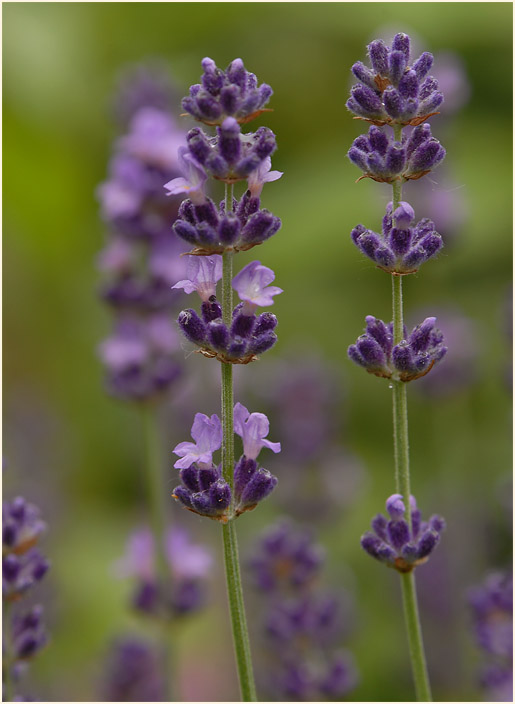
348,315,447,382
234,402,281,460
172,255,223,301
361,494,445,572
232,261,283,315
164,146,208,204
173,412,222,468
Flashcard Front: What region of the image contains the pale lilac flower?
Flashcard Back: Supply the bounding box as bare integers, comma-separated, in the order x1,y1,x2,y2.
165,527,213,580
247,157,283,198
98,325,148,372
146,313,179,354
119,107,185,171
97,238,134,275
173,412,222,468
234,402,281,460
114,528,155,581
172,255,223,301
232,261,283,314
97,178,142,220
164,146,208,205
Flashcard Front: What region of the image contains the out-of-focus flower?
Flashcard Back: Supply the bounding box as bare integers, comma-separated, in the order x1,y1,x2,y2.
102,637,166,702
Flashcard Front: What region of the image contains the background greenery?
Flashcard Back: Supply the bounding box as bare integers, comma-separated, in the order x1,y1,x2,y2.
3,2,512,701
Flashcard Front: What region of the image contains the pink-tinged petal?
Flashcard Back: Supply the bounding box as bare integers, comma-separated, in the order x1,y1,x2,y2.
164,176,191,196
247,157,283,197
172,278,198,295
261,438,282,454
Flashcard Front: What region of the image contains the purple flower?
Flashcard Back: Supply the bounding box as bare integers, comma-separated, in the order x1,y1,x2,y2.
361,494,445,572
232,261,283,314
119,107,184,172
173,413,222,469
164,146,208,205
113,63,176,126
348,124,445,184
351,200,443,274
181,57,273,126
102,637,166,702
347,33,444,126
233,402,281,460
348,315,447,382
172,255,223,301
247,157,283,198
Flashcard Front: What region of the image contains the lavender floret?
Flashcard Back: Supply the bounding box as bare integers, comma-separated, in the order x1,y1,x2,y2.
361,494,445,572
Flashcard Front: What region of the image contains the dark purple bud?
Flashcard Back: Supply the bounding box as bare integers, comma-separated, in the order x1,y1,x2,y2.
219,213,241,245
392,33,410,63
429,515,446,532
254,127,277,160
409,140,445,173
218,118,241,164
239,468,277,507
196,93,222,121
393,202,415,229
173,486,193,509
368,126,389,156
173,220,198,246
194,199,219,227
227,58,246,89
385,143,406,174
348,345,366,368
402,246,426,271
374,246,395,269
197,466,220,491
348,147,369,172
234,456,258,498
386,494,405,518
387,519,410,550
3,554,20,581
419,92,444,114
419,76,439,101
416,530,439,559
389,227,411,255
367,40,389,76
209,479,231,511
346,97,371,119
350,224,367,245
231,313,255,338
377,543,397,563
355,231,381,259
186,129,211,164
178,198,196,224
3,523,17,548
207,319,229,352
178,309,206,345
32,556,50,581
383,87,404,119
409,317,437,353
250,331,277,355
180,466,200,492
11,497,26,520
133,581,159,613
371,514,388,540
191,492,213,515
351,61,378,92
388,50,407,86
405,124,431,157
411,509,421,538
356,336,386,368
205,153,229,178
398,70,419,99
392,342,414,372
196,221,218,246
181,96,201,120
365,316,392,355
228,336,248,358
351,85,383,116
201,298,223,323
361,532,382,559
419,233,443,258
412,52,433,80
220,85,239,115
238,92,260,116
354,134,371,152
253,312,277,336
241,210,280,244
257,83,273,106
401,543,419,563
16,634,46,660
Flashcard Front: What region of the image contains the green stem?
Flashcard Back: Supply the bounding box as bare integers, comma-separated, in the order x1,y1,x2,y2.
141,403,175,701
390,126,432,702
220,183,257,702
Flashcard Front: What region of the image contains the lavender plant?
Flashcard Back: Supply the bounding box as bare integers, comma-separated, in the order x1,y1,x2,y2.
167,57,283,701
346,33,449,701
248,520,358,701
3,497,50,701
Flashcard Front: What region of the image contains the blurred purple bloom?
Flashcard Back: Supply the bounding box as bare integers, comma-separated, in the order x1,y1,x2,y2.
165,527,213,580
172,255,223,301
119,107,184,172
247,157,283,198
232,261,283,314
102,637,166,701
233,402,280,460
164,146,208,205
113,62,176,126
173,412,222,469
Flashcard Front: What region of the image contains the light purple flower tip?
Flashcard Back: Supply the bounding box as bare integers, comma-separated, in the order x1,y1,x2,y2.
247,157,283,198
98,326,148,371
164,146,208,205
173,413,222,469
114,528,155,580
172,255,223,301
120,107,185,171
386,494,406,518
233,402,281,460
232,261,283,314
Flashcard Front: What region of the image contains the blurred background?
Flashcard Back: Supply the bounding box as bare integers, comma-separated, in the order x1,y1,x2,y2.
3,2,512,701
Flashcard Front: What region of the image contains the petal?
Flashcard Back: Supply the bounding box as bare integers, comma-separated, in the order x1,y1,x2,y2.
233,402,250,436
171,279,197,294
261,438,281,454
